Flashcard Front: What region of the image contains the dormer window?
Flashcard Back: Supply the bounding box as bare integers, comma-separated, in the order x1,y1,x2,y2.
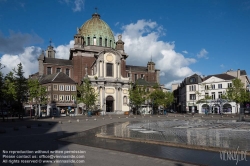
189,77,196,83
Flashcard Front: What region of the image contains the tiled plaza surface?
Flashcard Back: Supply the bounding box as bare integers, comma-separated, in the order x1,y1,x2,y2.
0,114,249,166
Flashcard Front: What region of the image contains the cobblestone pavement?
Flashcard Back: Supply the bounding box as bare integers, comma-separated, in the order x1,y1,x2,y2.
0,114,249,166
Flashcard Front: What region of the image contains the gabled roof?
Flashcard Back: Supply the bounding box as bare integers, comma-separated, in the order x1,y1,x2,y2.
203,74,235,81
39,72,76,84
44,58,72,66
126,65,147,72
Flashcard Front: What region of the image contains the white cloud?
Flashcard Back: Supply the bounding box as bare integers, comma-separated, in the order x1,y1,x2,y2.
0,41,74,78
117,19,197,89
220,64,224,68
159,72,165,76
197,48,209,59
54,40,74,59
182,50,188,54
0,46,41,77
73,0,84,12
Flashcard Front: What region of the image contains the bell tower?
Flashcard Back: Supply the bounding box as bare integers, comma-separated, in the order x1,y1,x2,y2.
74,28,85,48
115,35,125,53
147,56,155,72
45,39,56,58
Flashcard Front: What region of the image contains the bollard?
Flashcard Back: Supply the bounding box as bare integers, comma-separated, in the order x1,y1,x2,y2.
68,120,71,123
94,118,97,121
52,117,54,120
86,119,88,121
77,119,79,122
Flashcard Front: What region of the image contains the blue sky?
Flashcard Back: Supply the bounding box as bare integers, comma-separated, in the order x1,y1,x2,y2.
0,0,250,88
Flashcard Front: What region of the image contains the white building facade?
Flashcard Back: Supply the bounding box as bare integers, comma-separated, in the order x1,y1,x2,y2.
173,70,249,114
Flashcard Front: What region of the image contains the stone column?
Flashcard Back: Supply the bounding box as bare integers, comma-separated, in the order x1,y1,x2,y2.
97,61,100,77
117,63,120,79
100,60,102,77
115,87,118,111
116,62,118,78
102,87,106,112
102,61,104,77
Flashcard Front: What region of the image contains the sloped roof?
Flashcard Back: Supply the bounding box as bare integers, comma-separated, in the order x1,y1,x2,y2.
44,58,72,66
203,74,235,81
135,78,157,86
126,65,147,72
39,72,76,84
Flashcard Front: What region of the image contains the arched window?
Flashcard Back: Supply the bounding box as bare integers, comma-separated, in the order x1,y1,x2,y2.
99,37,102,46
123,96,127,105
105,39,107,47
93,37,96,45
87,37,90,46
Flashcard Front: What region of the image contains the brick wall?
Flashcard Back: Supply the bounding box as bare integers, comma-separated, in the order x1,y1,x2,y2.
72,56,95,84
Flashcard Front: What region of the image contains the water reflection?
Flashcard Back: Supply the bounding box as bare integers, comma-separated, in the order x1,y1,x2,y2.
98,120,250,151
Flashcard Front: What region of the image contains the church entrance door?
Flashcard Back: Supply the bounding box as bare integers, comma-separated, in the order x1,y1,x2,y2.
106,96,114,112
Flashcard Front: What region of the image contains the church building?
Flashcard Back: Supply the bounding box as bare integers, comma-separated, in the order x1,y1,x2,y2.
35,12,160,115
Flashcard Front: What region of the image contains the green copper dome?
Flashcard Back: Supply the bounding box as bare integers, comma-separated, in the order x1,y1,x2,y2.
79,13,115,49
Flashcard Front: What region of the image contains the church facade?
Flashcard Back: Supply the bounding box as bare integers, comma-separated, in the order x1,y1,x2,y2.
36,13,160,114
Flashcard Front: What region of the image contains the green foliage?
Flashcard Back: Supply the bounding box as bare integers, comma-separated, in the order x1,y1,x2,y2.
165,91,174,107
225,78,250,113
129,84,147,113
13,63,28,104
149,89,174,108
77,78,98,111
28,79,48,105
2,72,16,102
0,70,4,101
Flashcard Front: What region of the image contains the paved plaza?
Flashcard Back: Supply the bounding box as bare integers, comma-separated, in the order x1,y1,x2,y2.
0,114,250,166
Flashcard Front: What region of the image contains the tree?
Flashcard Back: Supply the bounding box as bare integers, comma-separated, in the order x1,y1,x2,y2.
224,78,250,114
149,87,174,114
165,91,174,108
13,63,28,118
77,78,98,112
3,72,16,103
129,84,147,115
0,63,5,121
28,79,47,117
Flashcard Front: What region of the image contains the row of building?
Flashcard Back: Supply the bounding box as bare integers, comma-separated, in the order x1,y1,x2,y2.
28,12,162,116
172,70,250,114
27,12,249,116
